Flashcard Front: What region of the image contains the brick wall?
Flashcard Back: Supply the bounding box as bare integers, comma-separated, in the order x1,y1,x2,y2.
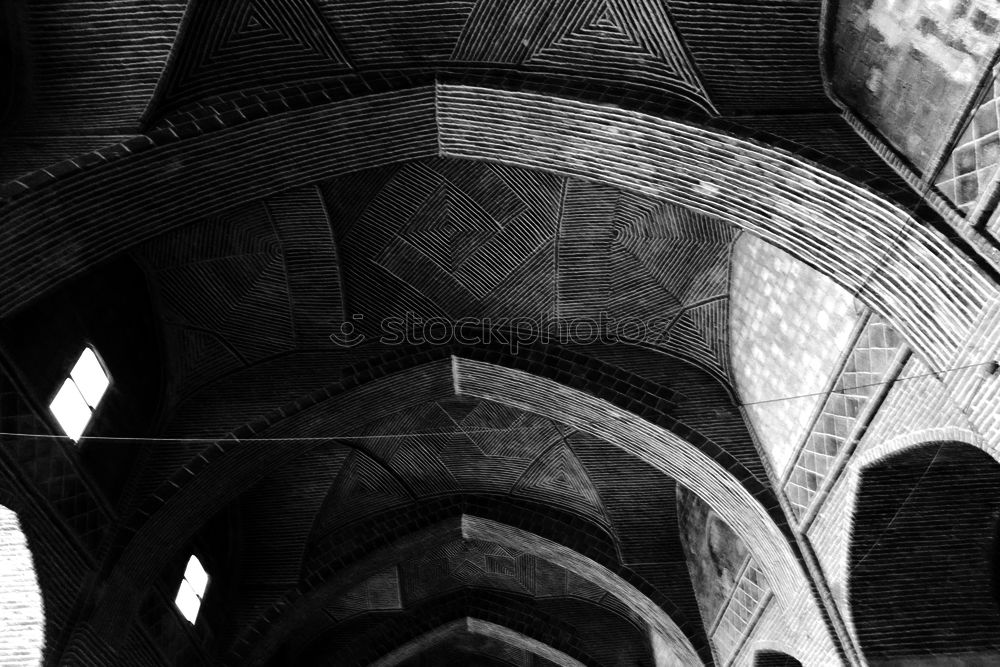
729,233,861,477
833,0,1000,172
0,506,44,666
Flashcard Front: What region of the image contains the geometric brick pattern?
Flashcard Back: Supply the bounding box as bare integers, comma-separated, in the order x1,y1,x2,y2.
136,201,296,398
936,63,1000,219
327,567,403,622
4,5,1000,667
308,397,613,535
453,0,710,110
327,160,737,381
710,558,770,666
150,0,350,118
783,315,904,521
87,341,783,665
730,233,863,477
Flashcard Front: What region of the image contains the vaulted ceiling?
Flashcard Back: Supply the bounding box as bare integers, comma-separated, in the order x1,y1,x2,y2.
2,2,999,667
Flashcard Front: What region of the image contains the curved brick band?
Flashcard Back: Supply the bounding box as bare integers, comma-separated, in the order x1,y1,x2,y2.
368,617,585,667
0,85,992,371
232,514,702,666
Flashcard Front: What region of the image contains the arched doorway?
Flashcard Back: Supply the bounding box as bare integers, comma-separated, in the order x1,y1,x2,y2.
850,442,1000,663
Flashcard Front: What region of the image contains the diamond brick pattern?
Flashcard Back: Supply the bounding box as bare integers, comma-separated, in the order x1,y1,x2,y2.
784,315,904,520
936,64,1000,217
711,558,769,664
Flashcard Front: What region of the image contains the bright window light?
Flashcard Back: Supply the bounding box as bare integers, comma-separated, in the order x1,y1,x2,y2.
49,346,109,442
70,347,109,408
175,555,209,624
50,379,92,442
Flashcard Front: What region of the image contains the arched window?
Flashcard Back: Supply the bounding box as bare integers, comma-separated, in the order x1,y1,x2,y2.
753,649,802,666
850,442,1000,663
0,505,45,665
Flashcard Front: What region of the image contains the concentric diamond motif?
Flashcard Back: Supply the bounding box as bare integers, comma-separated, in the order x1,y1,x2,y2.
398,184,501,275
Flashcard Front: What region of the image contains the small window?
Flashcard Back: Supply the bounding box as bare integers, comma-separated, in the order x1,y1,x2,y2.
49,346,109,442
175,555,209,624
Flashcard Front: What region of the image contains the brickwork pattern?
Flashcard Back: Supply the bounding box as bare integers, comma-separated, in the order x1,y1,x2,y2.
301,589,641,667
0,506,44,666
710,558,770,666
16,1,186,135
729,233,862,478
806,353,982,630
936,62,1000,216
833,0,1000,172
6,4,1000,666
0,88,963,378
379,618,567,667
233,502,703,665
783,315,904,521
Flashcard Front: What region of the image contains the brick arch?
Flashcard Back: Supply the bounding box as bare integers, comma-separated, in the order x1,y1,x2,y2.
368,617,585,667
848,440,1000,663
233,507,703,666
0,86,992,371
83,346,809,662
303,496,625,585
290,588,612,667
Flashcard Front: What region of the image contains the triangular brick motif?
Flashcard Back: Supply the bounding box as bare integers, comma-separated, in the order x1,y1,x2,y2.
151,0,350,115
243,12,263,31
453,0,707,101
513,445,606,519
594,8,617,29
321,453,411,529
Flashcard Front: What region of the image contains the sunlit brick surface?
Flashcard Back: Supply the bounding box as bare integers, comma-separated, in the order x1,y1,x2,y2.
0,507,44,666
730,233,860,476
784,315,904,519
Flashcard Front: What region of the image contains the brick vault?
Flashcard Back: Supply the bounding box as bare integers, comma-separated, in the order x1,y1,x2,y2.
1,1,1000,666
